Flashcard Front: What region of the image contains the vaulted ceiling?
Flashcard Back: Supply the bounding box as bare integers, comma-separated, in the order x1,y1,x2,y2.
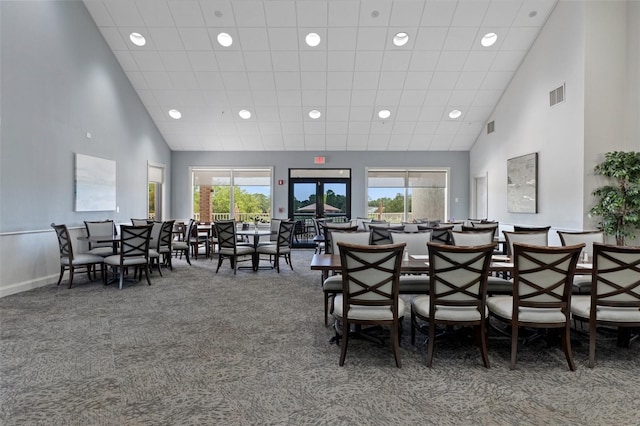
83,0,557,151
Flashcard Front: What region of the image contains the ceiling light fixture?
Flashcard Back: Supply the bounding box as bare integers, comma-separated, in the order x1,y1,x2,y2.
378,109,391,119
239,109,251,119
393,32,409,47
309,110,321,119
217,32,233,47
129,32,146,46
481,32,497,47
168,109,182,119
449,109,462,119
305,33,321,47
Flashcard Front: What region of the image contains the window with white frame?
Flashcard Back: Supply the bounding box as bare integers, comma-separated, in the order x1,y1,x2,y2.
367,169,448,223
192,168,272,222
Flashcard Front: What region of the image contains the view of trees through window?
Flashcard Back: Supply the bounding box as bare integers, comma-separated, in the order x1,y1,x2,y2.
293,189,347,212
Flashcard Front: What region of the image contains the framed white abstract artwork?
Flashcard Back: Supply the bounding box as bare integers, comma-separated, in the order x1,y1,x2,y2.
75,153,116,211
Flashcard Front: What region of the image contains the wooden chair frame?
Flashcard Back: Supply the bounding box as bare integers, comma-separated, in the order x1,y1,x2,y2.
51,223,105,289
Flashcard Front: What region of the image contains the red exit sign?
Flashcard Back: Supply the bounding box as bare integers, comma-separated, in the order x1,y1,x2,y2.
314,156,325,164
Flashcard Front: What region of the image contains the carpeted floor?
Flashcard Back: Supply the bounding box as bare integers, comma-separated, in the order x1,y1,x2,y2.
1,249,639,425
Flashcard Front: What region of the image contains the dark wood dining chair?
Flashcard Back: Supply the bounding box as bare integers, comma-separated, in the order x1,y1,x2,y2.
51,223,105,289
214,220,255,274
103,224,153,289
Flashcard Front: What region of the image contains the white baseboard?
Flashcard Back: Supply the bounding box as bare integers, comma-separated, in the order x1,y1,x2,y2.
0,274,57,298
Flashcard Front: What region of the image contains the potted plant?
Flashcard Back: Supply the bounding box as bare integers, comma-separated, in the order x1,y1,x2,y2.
590,151,640,245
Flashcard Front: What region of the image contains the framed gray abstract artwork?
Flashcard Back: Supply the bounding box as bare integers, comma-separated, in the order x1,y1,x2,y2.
507,153,538,213
75,153,116,212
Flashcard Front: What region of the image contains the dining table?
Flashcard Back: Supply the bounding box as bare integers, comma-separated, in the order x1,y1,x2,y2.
236,228,275,270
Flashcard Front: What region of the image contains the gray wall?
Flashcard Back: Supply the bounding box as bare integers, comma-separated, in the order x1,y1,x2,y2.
0,1,171,233
0,1,171,296
171,150,470,221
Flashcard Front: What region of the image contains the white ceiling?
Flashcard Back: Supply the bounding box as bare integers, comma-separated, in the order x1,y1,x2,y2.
83,0,557,152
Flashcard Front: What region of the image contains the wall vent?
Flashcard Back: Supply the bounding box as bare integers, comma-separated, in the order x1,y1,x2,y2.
549,83,565,106
487,120,495,134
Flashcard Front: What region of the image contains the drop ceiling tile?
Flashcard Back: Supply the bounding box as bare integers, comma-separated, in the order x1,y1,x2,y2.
472,90,502,106
215,51,246,71
188,51,219,71
327,28,358,50
281,122,304,133
436,121,462,134
252,90,278,105
277,90,302,106
403,72,433,90
394,106,421,122
148,27,184,50
420,1,456,26
389,0,424,26
301,90,326,107
358,0,392,27
232,0,267,26
243,52,273,71
113,51,139,72
328,0,359,27
354,51,383,71
143,71,173,90
303,122,325,135
388,134,411,149
327,72,354,90
268,28,300,51
455,71,485,90
225,90,252,106
352,72,380,90
513,0,557,26
300,51,327,71
237,28,271,50
264,0,298,27
368,134,391,148
482,1,521,27
375,90,402,106
159,51,192,71
414,122,439,134
297,0,328,27
347,134,369,147
136,0,175,26
448,90,476,106
419,106,445,122
167,1,205,26
399,90,427,106
430,71,460,90
105,1,145,26
279,106,303,121
179,28,213,50
248,72,276,90
327,52,356,72
378,72,406,90
369,121,392,135
390,122,416,134
356,28,389,51
463,51,497,71
414,28,448,51
349,107,374,122
451,1,490,27
381,51,412,72
407,51,439,72
195,72,224,90
443,27,478,51
436,51,469,72
326,90,352,106
457,122,484,135
429,134,455,150
208,28,241,51
274,72,301,90
480,71,512,90
348,122,370,134
464,106,494,121
220,72,250,90
423,90,451,106
325,119,349,132
304,134,326,147
350,90,376,106
168,71,199,89
136,89,157,105
132,51,165,70
270,52,300,71
490,51,525,72
100,28,128,51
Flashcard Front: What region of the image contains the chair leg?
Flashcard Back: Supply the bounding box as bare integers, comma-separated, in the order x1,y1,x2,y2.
478,323,490,368
410,309,416,345
119,269,124,290
589,321,597,368
561,323,576,371
324,293,329,327
391,320,401,368
143,265,152,286
67,266,74,289
287,253,293,270
215,255,223,273
426,321,436,367
510,323,519,369
339,319,350,366
57,266,65,286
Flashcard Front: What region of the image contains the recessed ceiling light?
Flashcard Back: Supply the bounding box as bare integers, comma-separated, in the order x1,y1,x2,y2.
449,109,462,119
239,109,251,119
309,110,321,119
168,109,182,119
129,32,146,46
393,32,409,47
378,109,391,119
217,32,233,47
481,32,497,47
305,33,321,47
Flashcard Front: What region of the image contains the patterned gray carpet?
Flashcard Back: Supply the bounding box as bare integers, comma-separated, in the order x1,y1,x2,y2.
1,249,639,425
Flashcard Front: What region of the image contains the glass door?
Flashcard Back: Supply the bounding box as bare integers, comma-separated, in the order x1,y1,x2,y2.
289,169,351,248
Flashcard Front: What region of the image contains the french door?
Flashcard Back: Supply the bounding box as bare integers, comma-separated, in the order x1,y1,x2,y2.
289,169,351,247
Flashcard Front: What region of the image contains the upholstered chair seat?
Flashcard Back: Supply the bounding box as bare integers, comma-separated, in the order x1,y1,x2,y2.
333,294,405,320
413,295,488,321
487,296,566,323
572,295,640,323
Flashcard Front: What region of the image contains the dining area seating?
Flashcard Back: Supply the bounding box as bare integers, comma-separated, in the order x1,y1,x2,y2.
214,220,256,274
51,223,105,288
103,224,154,290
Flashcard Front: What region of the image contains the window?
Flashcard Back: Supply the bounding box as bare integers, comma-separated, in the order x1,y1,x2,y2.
367,169,448,223
192,168,272,222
